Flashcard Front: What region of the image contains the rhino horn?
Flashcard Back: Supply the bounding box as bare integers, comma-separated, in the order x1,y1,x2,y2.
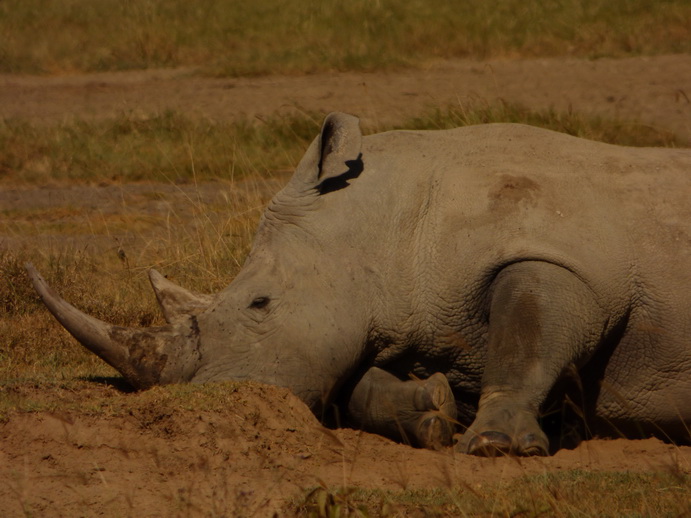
26,263,201,390
148,269,214,324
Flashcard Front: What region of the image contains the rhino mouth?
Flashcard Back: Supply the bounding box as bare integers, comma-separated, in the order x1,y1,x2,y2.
26,263,202,389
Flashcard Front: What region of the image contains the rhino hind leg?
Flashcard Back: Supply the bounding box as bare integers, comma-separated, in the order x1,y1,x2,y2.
346,367,457,450
459,261,610,457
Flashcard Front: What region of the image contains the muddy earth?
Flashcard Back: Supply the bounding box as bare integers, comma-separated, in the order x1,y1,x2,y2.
1,55,690,516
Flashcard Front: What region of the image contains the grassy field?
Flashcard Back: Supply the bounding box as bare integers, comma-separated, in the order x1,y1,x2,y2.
1,0,689,75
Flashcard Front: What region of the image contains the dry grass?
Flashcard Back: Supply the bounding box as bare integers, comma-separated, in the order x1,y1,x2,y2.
0,112,318,184
1,0,689,75
401,102,685,148
0,174,277,383
295,470,691,517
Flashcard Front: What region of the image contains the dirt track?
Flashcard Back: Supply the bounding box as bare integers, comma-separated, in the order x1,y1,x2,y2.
1,55,691,516
2,55,690,142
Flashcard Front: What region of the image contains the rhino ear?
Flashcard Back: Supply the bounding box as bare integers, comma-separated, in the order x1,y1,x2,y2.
294,112,362,187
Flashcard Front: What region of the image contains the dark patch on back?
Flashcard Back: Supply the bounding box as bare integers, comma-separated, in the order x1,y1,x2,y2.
488,174,541,211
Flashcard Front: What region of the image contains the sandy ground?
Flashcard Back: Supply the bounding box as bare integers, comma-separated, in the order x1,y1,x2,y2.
1,55,691,516
2,383,689,517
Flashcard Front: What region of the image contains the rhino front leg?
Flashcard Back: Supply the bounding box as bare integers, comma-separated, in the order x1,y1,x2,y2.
346,367,457,450
460,261,608,456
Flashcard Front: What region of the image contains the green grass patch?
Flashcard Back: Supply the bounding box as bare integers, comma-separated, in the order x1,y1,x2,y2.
0,0,689,75
0,103,683,185
296,470,691,516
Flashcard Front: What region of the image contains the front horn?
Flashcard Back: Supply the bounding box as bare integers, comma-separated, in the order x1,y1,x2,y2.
26,264,201,389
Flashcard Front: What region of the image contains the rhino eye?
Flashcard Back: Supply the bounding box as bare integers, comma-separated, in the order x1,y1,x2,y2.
249,296,270,310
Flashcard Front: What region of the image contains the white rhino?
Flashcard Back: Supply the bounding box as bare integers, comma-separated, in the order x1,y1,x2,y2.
28,113,691,455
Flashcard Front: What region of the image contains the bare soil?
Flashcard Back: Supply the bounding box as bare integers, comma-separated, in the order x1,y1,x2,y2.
2,55,691,516
2,383,689,517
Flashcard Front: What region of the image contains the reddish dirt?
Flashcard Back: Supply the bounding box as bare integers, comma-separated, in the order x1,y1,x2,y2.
1,55,690,516
2,383,689,516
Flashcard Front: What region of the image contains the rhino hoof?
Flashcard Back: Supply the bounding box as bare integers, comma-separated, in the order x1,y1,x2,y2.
417,413,455,450
412,373,457,449
466,431,549,457
466,431,512,456
518,433,549,456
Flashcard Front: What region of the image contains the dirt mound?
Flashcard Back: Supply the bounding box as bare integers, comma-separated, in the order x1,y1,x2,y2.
1,382,325,516
1,382,689,516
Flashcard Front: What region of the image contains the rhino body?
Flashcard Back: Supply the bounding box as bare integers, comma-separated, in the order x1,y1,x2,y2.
29,114,691,455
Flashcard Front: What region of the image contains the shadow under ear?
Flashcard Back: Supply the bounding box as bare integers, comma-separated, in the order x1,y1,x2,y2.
316,155,364,195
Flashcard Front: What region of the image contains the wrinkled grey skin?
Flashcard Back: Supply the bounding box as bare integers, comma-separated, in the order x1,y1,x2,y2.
28,113,691,456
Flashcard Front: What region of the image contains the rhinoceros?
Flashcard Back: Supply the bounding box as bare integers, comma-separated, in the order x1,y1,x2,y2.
27,113,691,456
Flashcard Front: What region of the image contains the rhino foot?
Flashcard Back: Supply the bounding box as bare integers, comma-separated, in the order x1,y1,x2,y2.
347,368,458,450
411,373,458,450
457,404,549,457
464,431,548,457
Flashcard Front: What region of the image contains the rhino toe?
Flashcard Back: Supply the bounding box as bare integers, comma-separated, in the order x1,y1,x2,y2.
416,414,456,450
458,402,550,457
466,431,513,456
464,430,548,456
411,373,458,449
518,432,549,456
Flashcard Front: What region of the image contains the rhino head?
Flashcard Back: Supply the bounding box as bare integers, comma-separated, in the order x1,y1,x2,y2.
27,113,370,412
